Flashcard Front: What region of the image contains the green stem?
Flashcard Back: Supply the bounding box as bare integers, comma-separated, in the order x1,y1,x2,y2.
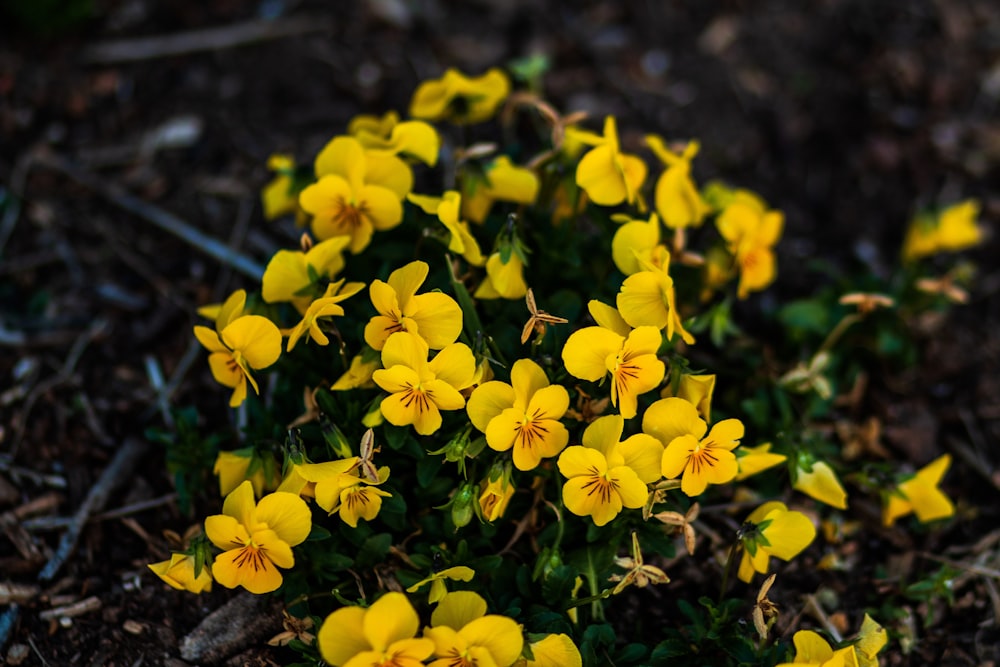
817,313,861,355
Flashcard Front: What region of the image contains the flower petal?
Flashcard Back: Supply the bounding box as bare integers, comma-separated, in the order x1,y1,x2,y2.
460,615,524,667
760,507,816,561
364,592,420,652
643,398,706,448
220,316,282,369
432,590,488,630
255,491,312,547
581,415,624,459
562,327,622,382
466,381,516,433
319,605,369,666
410,293,463,349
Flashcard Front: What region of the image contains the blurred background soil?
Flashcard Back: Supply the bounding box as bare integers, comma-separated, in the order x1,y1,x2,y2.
1,0,999,664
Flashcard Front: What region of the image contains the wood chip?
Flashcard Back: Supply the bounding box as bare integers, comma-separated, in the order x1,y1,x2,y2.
0,582,38,605
38,595,101,621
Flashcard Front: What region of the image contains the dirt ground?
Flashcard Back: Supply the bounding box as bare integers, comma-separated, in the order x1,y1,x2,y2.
1,0,999,665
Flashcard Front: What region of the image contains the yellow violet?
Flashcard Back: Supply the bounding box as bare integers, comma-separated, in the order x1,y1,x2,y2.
466,358,570,471
286,279,365,351
194,315,282,407
616,246,695,344
854,614,887,667
793,459,848,510
735,442,787,481
318,591,434,667
474,252,529,300
737,501,817,583
575,116,647,207
373,332,476,435
513,633,582,667
462,156,540,224
349,110,440,166
777,630,859,667
716,190,783,299
406,565,475,604
424,591,524,667
204,481,311,594
409,191,486,266
611,213,662,276
331,351,380,391
562,308,665,419
315,134,413,200
214,448,279,497
261,154,299,221
479,476,515,521
409,68,511,124
557,438,650,527
276,456,359,499
147,552,213,594
646,135,710,229
314,466,393,528
902,199,982,262
301,137,406,253
643,397,744,497
365,260,464,351
261,235,351,312
882,454,954,527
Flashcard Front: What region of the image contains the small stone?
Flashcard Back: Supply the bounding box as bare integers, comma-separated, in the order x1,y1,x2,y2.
123,619,145,634
5,643,30,666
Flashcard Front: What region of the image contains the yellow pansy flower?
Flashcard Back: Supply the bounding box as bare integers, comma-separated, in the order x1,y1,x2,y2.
194,315,282,407
147,552,213,594
301,137,407,253
616,246,695,344
562,303,665,419
474,252,529,300
406,565,475,604
204,481,311,594
643,397,744,497
611,212,662,276
902,199,982,262
349,110,440,166
315,134,413,200
214,448,279,497
462,156,540,224
372,332,476,435
662,373,715,421
318,592,434,667
735,442,787,481
409,68,511,124
716,190,783,299
365,260,464,351
854,614,887,667
409,191,486,266
777,630,860,667
331,351,381,391
575,116,648,207
286,279,366,351
423,591,524,667
882,454,954,527
557,419,652,527
646,136,710,229
466,358,570,471
261,236,351,312
513,633,582,667
793,458,848,510
261,154,299,221
737,501,817,583
479,476,515,522
314,466,393,528
276,456,359,499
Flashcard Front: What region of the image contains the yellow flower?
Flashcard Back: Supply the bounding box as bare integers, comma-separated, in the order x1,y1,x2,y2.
261,154,299,221
301,137,407,253
331,351,381,391
261,236,352,312
406,565,475,604
882,454,954,527
365,260,464,351
474,252,529,300
479,475,515,521
286,280,366,351
735,442,787,481
644,397,743,496
793,459,848,510
737,501,817,583
611,213,662,276
409,68,511,124
214,448,279,497
716,190,783,299
854,614,887,667
462,156,540,224
562,305,665,419
409,191,486,265
148,552,213,593
575,116,648,207
616,246,695,344
423,591,524,667
513,633,582,667
204,481,311,594
776,630,859,667
662,373,715,421
194,315,282,407
314,466,393,528
466,358,570,471
372,332,476,435
646,136,710,229
557,435,650,527
276,457,359,499
318,592,434,667
349,110,440,166
902,199,982,262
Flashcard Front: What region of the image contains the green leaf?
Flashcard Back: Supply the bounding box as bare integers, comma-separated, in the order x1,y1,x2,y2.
355,533,392,567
